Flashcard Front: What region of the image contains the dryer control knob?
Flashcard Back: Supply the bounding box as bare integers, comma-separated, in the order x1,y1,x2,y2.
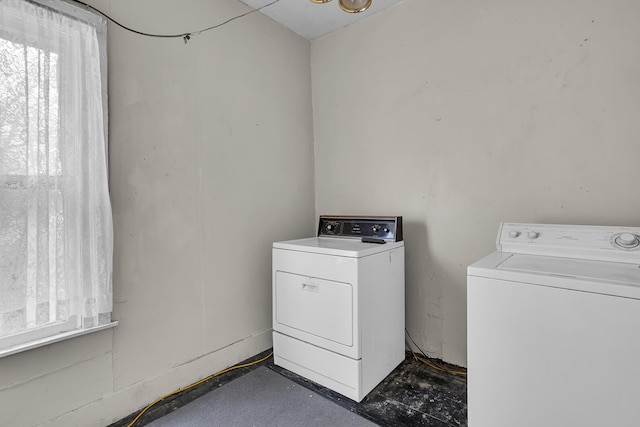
617,233,639,248
509,231,521,238
326,225,334,231
528,231,540,239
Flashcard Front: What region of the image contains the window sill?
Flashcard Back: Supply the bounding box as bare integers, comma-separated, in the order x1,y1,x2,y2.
0,321,118,359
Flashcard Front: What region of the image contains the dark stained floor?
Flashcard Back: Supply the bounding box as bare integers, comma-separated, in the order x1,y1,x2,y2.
267,353,467,427
111,349,467,427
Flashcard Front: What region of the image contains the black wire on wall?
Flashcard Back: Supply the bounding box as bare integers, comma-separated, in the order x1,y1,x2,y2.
71,0,282,43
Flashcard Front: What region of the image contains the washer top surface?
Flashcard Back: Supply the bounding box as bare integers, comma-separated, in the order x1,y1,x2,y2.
273,237,404,258
469,222,640,299
497,253,640,286
468,251,640,300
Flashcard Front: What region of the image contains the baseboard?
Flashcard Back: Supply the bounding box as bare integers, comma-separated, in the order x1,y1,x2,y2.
43,329,273,427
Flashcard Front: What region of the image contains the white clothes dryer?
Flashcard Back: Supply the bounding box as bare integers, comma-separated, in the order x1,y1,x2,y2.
273,216,405,402
468,222,640,427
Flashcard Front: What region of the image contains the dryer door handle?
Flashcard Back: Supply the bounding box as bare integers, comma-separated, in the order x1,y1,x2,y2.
302,283,319,293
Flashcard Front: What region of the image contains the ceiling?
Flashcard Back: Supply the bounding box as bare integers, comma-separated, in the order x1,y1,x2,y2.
240,0,407,40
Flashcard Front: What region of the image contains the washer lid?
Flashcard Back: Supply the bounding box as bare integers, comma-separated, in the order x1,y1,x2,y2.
273,237,404,258
497,254,640,286
468,252,640,299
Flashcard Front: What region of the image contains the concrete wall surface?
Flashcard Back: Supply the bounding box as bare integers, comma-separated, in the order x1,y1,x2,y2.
0,1,315,425
311,0,640,367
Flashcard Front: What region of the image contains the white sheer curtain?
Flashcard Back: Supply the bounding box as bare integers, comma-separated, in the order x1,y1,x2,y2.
0,0,112,347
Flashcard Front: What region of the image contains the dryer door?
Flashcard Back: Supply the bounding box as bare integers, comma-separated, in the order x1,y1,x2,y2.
275,271,353,347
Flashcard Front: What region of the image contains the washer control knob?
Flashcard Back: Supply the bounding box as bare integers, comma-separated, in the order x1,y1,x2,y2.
372,225,381,233
616,233,639,248
383,227,390,233
509,231,521,238
326,224,334,231
528,231,540,239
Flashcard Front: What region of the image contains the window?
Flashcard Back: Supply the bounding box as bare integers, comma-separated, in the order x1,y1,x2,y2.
0,0,114,356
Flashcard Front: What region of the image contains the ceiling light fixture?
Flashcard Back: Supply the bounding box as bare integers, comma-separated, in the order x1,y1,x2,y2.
310,0,373,14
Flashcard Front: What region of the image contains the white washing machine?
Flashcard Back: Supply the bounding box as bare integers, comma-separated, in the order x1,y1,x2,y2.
272,215,405,402
468,222,640,427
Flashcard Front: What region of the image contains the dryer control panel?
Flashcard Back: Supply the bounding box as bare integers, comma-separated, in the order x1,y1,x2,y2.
318,216,403,242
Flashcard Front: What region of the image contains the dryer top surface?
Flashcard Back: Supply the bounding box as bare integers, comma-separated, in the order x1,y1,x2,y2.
273,237,404,258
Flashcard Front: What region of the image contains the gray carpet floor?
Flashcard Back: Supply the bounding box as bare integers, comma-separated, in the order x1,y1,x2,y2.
147,366,377,427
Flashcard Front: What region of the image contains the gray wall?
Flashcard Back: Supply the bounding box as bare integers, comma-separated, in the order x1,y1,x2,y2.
311,0,640,366
0,1,314,425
